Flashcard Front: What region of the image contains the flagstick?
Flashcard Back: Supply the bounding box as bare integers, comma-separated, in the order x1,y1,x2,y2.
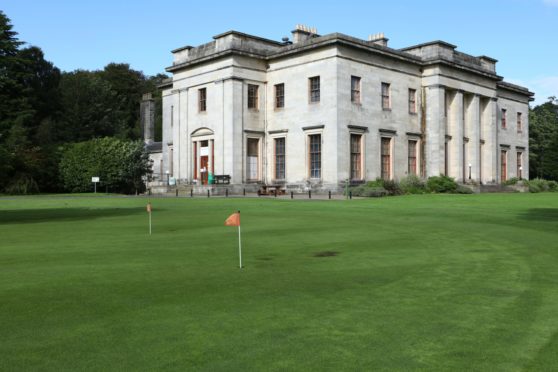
238,224,242,269
149,211,152,235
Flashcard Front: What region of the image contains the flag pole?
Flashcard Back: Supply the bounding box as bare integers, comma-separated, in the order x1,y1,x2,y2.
149,210,152,235
238,224,242,269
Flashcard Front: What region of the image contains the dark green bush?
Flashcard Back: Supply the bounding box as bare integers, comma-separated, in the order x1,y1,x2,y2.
503,177,519,185
4,174,39,195
59,137,151,194
400,175,426,194
426,175,458,193
455,185,474,194
349,185,388,197
366,178,384,188
527,178,550,193
548,180,558,191
382,179,402,195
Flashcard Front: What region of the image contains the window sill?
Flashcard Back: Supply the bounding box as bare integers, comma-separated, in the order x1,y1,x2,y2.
382,108,392,112
409,112,418,115
309,101,320,105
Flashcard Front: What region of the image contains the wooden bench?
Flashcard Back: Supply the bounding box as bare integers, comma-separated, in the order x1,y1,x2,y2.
214,175,231,184
258,185,286,196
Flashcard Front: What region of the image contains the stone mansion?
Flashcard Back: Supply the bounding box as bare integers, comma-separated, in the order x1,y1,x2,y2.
153,26,533,191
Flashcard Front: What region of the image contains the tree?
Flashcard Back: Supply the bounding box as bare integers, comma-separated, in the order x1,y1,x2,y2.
529,97,558,180
59,137,152,194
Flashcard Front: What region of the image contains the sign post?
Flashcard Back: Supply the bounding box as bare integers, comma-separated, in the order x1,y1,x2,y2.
92,177,100,193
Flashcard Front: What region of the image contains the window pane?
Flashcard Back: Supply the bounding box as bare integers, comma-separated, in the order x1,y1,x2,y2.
381,137,391,180
275,138,285,179
350,134,362,179
247,138,259,180
408,140,417,175
248,85,258,109
309,134,321,178
275,83,284,108
310,77,320,103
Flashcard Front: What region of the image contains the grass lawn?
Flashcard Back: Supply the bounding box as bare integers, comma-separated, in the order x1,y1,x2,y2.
1,193,558,371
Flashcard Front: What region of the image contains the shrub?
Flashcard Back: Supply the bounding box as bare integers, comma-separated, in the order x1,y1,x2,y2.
366,178,384,188
503,177,519,185
455,185,474,194
527,178,550,193
548,180,558,192
382,179,402,195
426,175,458,193
349,185,387,197
400,175,426,194
4,174,39,195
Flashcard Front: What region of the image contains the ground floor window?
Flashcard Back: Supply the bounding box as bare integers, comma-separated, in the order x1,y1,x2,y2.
309,134,321,179
501,150,507,182
381,137,391,180
517,152,523,179
408,140,417,175
247,138,259,181
444,141,449,176
275,137,285,180
350,134,362,180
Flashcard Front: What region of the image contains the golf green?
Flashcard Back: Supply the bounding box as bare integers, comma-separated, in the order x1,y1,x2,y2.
1,193,558,370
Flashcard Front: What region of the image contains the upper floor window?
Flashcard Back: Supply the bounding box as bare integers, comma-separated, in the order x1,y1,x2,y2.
408,89,417,114
309,76,320,103
275,83,284,109
198,88,206,112
501,109,507,129
381,83,391,110
351,76,361,104
248,84,259,109
517,112,522,133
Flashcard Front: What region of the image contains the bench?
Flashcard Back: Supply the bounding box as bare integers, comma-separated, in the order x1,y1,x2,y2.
258,185,286,196
214,175,231,184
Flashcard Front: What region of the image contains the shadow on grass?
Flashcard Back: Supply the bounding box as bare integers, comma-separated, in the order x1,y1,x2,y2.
0,207,150,225
517,208,558,222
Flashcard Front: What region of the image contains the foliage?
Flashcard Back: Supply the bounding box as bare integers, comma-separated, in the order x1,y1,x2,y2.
0,10,167,194
529,97,558,181
348,185,388,197
400,174,426,194
426,175,458,193
525,178,558,193
455,185,474,194
59,138,151,194
503,177,519,185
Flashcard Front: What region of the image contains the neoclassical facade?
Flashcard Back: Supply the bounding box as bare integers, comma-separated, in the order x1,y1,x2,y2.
158,26,533,191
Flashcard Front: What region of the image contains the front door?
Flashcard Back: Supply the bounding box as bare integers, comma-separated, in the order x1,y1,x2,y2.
200,156,209,185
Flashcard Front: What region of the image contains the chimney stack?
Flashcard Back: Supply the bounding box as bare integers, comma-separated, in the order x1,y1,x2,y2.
140,93,155,144
368,32,389,47
291,24,319,43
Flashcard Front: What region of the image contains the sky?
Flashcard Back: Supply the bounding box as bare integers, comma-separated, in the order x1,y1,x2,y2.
3,0,557,105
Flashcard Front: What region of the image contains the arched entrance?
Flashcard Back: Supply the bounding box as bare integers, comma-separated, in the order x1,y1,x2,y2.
191,128,215,185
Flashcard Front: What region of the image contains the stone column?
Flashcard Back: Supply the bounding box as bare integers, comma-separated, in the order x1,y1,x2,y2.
469,95,480,181
489,98,498,184
449,91,464,182
425,86,446,177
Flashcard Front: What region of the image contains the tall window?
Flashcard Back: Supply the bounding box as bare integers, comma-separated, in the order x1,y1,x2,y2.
381,137,391,180
275,83,284,108
501,109,507,129
381,83,391,109
275,138,285,180
309,76,320,103
351,76,361,104
248,84,259,109
350,134,362,180
408,89,417,114
171,105,174,127
517,112,522,133
408,140,417,175
501,150,507,182
444,140,449,176
309,134,321,178
517,152,523,179
247,138,259,181
198,88,206,112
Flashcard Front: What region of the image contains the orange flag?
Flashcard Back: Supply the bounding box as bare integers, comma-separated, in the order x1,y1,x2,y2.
225,211,240,226
146,202,152,213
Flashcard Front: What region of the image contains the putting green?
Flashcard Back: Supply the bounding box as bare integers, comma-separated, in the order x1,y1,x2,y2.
1,193,557,370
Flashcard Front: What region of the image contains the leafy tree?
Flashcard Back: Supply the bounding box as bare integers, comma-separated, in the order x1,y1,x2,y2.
529,97,558,180
59,137,151,194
